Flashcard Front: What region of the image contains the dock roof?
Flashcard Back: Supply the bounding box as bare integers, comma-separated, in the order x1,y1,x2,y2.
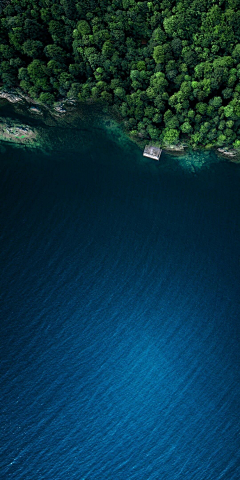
143,145,162,160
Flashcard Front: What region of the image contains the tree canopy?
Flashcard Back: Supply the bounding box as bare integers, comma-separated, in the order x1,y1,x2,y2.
0,0,240,148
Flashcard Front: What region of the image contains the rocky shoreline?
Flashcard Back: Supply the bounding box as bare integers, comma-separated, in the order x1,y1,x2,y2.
0,121,37,144
216,147,239,162
0,88,76,118
0,88,239,162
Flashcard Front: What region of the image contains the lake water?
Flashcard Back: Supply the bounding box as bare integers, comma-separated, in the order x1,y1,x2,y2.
0,106,240,479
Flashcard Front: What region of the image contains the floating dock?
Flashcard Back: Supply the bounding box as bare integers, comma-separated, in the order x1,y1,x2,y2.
143,145,162,161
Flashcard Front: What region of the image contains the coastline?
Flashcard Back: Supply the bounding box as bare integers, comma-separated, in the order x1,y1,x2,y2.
0,88,239,163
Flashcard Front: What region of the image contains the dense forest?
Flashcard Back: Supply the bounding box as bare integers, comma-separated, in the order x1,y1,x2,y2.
0,0,240,148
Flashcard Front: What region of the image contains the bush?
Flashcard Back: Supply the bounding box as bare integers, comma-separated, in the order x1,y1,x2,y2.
39,92,54,105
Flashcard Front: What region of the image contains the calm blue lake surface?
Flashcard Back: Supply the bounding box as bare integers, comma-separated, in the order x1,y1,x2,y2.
0,110,240,479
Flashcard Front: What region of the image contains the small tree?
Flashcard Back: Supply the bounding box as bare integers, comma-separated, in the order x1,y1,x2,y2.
39,92,54,105
163,128,179,145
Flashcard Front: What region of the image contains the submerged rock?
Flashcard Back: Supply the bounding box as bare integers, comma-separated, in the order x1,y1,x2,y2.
0,118,37,145
53,103,67,114
29,106,42,115
54,107,66,113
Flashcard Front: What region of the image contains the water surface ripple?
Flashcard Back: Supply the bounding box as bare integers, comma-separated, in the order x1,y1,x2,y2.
0,127,240,479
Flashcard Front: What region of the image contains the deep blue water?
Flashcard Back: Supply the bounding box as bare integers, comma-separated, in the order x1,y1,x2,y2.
0,119,240,479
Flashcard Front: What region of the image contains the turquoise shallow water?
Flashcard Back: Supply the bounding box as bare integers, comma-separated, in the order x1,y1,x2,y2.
0,110,240,479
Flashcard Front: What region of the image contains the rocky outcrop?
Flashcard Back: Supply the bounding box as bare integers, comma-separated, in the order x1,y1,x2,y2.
217,148,237,157
163,144,187,152
52,98,77,116
54,105,67,114
0,88,41,106
0,118,37,145
0,90,24,103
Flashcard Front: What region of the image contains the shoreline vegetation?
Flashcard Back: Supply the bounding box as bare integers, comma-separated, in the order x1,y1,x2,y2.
0,0,240,161
0,88,239,163
0,0,239,159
